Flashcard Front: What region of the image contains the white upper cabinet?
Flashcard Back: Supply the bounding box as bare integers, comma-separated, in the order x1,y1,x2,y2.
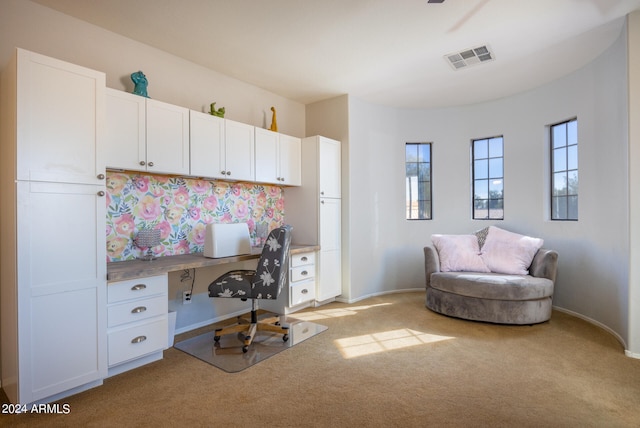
255,128,301,186
189,110,225,178
15,49,105,185
189,115,254,181
105,89,190,175
223,119,255,182
279,133,302,186
105,89,145,171
255,128,279,183
146,99,189,175
319,136,341,198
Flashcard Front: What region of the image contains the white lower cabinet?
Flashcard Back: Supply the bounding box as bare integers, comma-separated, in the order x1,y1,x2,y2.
260,251,316,315
106,274,168,376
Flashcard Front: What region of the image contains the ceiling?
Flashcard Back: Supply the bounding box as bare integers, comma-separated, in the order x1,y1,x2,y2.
31,0,640,109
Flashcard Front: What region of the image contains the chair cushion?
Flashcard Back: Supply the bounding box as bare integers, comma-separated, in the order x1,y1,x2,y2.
430,271,554,301
208,270,254,298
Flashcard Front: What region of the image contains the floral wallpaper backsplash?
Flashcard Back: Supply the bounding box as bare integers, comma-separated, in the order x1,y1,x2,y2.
106,172,285,262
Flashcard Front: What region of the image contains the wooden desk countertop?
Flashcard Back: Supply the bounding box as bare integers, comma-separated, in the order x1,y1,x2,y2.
106,244,319,282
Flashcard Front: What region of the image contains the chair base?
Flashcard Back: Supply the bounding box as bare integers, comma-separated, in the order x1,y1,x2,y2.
214,311,289,353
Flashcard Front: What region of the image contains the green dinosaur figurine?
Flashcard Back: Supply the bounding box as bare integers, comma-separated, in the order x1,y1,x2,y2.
209,102,225,118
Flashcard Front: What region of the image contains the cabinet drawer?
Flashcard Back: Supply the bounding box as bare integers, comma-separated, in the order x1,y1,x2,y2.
108,274,167,304
108,295,168,328
291,264,315,282
291,252,315,268
108,317,168,366
290,280,315,306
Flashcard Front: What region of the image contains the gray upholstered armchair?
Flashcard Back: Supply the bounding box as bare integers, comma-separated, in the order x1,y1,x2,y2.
424,246,558,325
208,225,292,352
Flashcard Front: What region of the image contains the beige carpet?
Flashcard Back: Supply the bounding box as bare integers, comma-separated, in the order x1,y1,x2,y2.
2,291,640,427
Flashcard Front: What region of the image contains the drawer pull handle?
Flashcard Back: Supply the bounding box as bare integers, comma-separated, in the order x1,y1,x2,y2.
131,306,147,314
301,256,308,262
131,335,147,344
301,270,308,276
131,284,147,291
301,289,308,294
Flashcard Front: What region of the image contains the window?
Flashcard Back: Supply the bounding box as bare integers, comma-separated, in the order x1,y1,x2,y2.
551,119,578,220
406,143,432,220
472,136,504,220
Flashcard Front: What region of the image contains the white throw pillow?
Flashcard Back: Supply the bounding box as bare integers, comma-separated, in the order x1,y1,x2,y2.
431,234,490,273
480,226,543,275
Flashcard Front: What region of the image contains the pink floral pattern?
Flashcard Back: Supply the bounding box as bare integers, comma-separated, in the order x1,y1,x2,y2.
106,172,285,262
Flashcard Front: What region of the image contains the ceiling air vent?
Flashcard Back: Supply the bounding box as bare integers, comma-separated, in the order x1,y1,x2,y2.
445,45,495,70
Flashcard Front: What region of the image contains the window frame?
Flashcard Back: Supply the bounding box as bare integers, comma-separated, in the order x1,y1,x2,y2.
471,136,504,220
405,142,432,220
550,118,578,221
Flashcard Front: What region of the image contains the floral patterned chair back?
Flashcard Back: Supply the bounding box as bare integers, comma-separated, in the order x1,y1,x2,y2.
252,225,292,300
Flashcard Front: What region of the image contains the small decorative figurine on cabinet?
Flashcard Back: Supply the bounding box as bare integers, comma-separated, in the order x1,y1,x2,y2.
209,102,225,118
131,70,149,98
270,106,278,132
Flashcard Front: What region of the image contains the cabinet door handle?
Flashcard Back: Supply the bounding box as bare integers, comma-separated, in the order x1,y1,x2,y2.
301,289,308,294
97,173,105,180
321,191,325,195
131,306,147,314
321,200,325,204
97,191,105,197
131,335,147,344
148,161,154,167
301,256,308,262
131,284,147,291
139,161,146,166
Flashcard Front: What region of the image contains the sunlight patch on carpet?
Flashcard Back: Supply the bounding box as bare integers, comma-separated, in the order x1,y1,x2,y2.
292,303,392,321
334,328,455,359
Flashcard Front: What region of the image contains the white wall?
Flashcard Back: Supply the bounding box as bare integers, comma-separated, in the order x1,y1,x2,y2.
0,0,305,136
627,11,640,357
346,27,631,347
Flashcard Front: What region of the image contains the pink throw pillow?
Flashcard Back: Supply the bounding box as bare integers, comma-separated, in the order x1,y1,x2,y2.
480,226,543,275
431,234,490,273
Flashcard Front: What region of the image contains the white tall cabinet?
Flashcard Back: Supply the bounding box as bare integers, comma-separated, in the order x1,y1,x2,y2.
0,49,107,404
285,136,342,302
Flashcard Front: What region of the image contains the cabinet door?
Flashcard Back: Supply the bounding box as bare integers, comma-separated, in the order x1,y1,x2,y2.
317,250,342,302
319,137,341,198
189,110,225,178
17,181,106,403
255,128,279,184
146,99,190,175
16,49,105,185
105,89,146,171
317,198,341,301
224,119,255,181
279,134,301,186
320,198,341,251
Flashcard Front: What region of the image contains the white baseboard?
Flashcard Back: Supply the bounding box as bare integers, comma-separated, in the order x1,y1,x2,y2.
552,305,637,358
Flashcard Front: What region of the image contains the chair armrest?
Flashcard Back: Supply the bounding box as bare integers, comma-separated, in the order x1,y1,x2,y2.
424,246,440,288
529,248,558,282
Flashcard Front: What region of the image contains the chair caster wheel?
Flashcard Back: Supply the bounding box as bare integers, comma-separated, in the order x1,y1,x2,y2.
242,345,248,353
283,334,289,342
213,335,220,342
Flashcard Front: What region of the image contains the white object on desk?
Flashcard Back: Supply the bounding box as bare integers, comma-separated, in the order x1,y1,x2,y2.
204,223,251,258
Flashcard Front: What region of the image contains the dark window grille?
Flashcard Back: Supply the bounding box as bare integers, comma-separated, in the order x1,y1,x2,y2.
551,119,578,220
406,143,432,220
472,136,504,220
